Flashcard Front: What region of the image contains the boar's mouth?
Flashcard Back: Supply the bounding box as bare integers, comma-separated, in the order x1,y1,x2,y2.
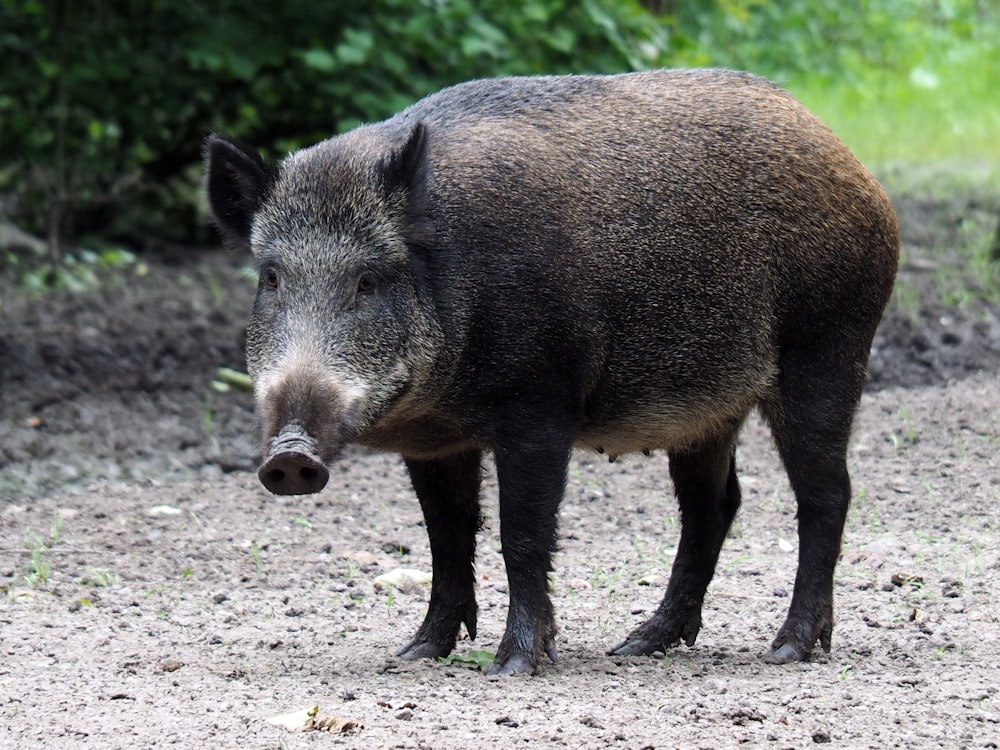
258,422,330,495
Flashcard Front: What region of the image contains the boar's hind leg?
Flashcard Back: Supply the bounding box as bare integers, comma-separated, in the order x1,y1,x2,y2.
489,437,573,675
609,428,741,657
397,451,483,661
760,347,862,664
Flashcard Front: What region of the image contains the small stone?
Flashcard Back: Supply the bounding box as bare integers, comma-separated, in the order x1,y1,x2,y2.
349,551,379,568
941,579,962,598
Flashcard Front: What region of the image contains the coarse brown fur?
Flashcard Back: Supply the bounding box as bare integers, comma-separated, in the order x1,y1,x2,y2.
205,68,899,675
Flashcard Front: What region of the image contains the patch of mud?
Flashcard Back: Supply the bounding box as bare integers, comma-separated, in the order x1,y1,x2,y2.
868,167,1000,388
0,251,258,496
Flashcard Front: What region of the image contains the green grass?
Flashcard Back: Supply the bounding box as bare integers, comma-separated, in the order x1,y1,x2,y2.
21,517,64,587
23,533,52,587
249,539,266,578
788,43,1000,165
81,567,120,587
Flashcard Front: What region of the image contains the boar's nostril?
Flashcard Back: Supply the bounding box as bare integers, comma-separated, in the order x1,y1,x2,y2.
258,451,329,495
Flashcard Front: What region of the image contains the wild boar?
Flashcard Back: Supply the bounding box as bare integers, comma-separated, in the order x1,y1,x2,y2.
205,68,899,675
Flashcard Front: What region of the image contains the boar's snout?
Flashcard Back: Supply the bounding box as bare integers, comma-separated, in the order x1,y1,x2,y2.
255,368,361,495
258,423,330,495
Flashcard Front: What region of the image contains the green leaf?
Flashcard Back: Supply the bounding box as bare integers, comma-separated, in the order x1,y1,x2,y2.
226,53,256,80
545,27,576,54
336,28,374,66
437,650,495,670
300,48,337,72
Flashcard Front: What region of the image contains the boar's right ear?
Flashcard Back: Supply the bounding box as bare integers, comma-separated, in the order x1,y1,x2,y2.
203,134,277,245
379,121,427,192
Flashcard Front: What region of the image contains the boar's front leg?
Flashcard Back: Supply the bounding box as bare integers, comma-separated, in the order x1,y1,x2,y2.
489,435,571,675
610,429,742,656
397,451,483,660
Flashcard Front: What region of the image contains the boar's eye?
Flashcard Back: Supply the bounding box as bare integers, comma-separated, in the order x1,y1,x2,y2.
356,272,376,296
263,267,279,289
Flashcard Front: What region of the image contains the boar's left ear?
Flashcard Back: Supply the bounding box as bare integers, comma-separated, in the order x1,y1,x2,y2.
379,121,427,192
203,134,277,245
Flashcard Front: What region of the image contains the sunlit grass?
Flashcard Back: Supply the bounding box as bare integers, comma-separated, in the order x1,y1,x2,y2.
788,42,1000,165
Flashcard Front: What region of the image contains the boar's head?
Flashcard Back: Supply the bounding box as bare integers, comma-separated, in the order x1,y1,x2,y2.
204,123,442,494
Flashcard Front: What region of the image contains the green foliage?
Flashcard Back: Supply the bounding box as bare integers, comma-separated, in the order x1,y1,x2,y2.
0,0,672,259
678,1,1000,164
675,0,998,85
1,0,997,276
11,245,137,293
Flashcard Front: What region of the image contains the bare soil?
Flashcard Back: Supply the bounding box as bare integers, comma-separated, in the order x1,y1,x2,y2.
1,171,999,749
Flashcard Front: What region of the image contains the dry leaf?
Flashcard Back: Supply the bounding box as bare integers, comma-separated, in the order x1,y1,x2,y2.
268,706,362,734
267,707,316,731
891,572,924,587
373,568,432,589
303,715,363,733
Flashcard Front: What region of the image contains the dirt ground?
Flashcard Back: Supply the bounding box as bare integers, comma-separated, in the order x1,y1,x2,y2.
1,168,999,749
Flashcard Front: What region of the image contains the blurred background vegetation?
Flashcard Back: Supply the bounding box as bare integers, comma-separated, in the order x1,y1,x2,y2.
1,0,998,286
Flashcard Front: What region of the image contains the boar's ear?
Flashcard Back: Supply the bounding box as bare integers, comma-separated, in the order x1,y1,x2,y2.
203,134,277,245
379,121,427,192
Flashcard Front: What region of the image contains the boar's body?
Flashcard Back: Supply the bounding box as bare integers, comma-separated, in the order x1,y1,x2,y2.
206,68,899,675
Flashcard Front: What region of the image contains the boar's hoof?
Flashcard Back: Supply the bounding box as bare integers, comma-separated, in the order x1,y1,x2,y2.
395,638,455,661
764,618,832,664
487,653,537,676
488,632,556,676
258,450,329,495
608,609,701,657
763,642,807,664
607,638,657,657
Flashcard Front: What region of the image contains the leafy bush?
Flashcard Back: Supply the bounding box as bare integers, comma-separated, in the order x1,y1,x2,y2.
675,0,999,85
0,0,672,259
2,0,997,276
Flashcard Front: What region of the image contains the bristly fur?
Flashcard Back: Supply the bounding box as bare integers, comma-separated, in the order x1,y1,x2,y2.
205,68,899,676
